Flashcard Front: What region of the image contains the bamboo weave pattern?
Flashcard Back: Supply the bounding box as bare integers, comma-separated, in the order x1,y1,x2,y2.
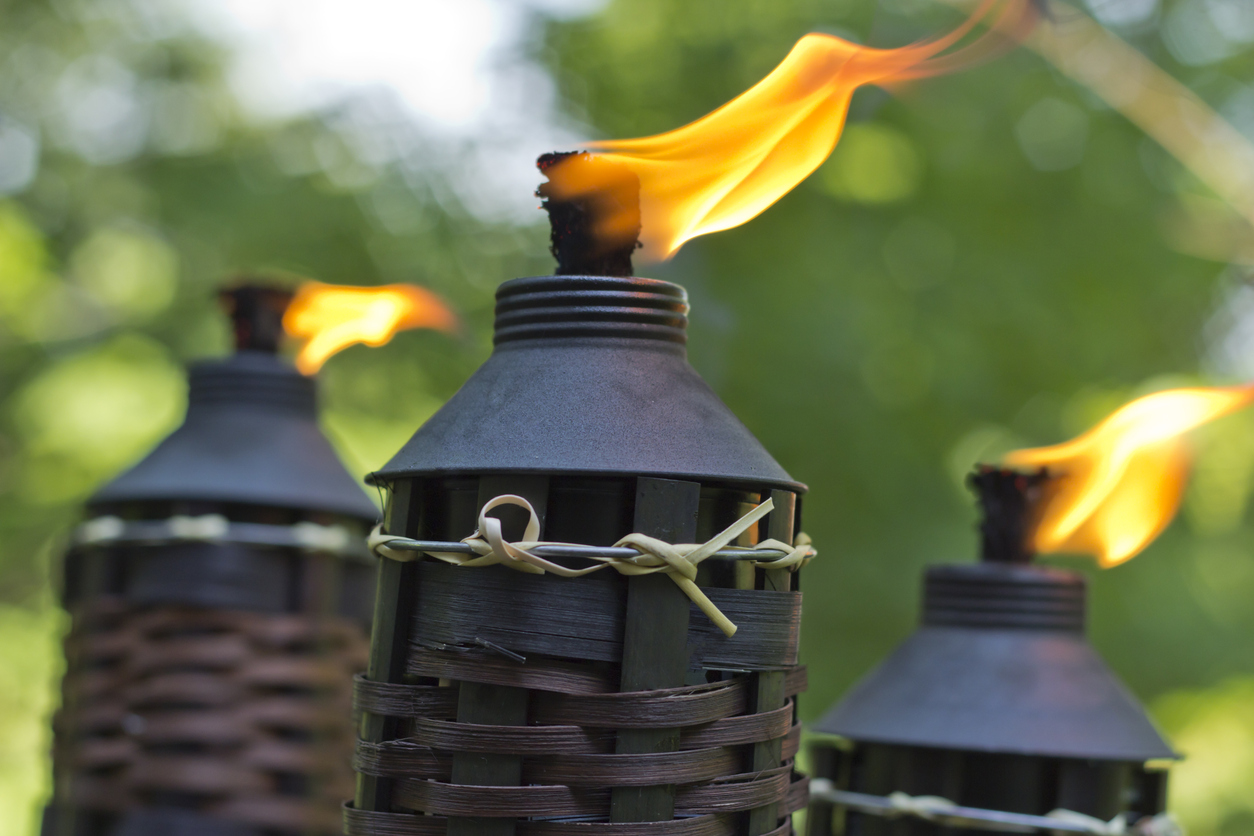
347,654,808,834
54,599,368,833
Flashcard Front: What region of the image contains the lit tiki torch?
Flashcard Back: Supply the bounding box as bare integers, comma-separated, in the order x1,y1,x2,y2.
807,385,1254,835
47,280,454,836
347,4,1034,836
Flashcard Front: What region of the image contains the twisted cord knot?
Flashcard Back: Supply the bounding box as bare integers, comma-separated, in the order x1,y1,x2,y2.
884,792,966,822
369,494,816,637
166,514,230,540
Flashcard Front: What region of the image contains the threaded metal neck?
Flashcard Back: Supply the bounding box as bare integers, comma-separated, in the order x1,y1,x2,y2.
188,352,315,414
494,275,689,345
923,563,1086,632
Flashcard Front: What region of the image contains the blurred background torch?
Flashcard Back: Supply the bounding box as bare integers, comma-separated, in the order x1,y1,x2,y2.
45,281,454,836
806,385,1254,834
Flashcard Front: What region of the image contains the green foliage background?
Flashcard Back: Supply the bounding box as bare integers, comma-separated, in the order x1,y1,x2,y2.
2,0,1254,832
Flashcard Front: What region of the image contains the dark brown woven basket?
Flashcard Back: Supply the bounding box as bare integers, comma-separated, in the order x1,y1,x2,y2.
46,291,380,836
50,584,370,834
53,599,366,833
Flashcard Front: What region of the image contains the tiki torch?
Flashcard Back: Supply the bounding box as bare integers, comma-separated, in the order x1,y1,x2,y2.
806,385,1254,835
46,280,454,836
345,158,815,836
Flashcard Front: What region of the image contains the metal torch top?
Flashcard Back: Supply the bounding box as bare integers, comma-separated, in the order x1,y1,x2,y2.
90,289,379,521
372,274,802,491
812,560,1176,762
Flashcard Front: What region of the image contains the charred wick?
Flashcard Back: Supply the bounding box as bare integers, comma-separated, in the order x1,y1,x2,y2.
220,284,293,353
968,464,1051,564
537,151,641,277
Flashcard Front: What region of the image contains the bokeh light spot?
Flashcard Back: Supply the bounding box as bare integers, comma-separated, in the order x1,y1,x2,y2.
1015,97,1089,172
13,334,184,501
69,227,178,320
819,123,923,205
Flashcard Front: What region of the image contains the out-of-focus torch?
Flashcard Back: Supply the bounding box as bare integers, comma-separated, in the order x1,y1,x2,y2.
47,280,455,836
806,385,1254,835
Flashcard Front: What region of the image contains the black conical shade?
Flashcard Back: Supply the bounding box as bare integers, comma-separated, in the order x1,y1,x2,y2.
813,563,1175,762
372,275,801,490
91,351,378,520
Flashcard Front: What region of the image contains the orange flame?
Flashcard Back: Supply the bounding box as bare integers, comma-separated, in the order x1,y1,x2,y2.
1004,385,1254,567
283,282,457,374
543,0,1038,261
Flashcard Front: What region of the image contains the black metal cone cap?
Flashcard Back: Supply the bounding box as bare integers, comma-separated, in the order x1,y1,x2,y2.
90,350,379,520
373,275,802,490
813,562,1175,761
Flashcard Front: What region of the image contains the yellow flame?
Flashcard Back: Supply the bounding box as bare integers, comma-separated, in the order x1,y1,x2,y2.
542,0,1038,261
1004,386,1254,567
283,282,457,374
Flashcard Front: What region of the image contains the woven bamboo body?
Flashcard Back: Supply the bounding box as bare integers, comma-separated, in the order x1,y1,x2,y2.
350,275,811,836
348,476,809,836
54,600,367,833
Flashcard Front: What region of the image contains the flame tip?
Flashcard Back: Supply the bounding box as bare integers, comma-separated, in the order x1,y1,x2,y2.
283,281,457,374
1005,384,1254,567
544,0,1037,262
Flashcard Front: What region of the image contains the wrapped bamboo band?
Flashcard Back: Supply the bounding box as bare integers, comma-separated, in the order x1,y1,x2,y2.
352,674,460,719
374,700,795,756
681,702,795,749
354,739,452,780
396,780,608,818
684,588,801,670
412,562,801,668
355,724,798,794
402,718,612,754
407,646,616,694
343,807,744,836
536,677,747,724
525,746,745,786
355,672,743,725
380,663,803,723
358,744,743,785
391,769,803,819
354,744,744,786
681,767,797,815
405,648,805,707
533,666,805,727
54,599,365,834
371,495,815,638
